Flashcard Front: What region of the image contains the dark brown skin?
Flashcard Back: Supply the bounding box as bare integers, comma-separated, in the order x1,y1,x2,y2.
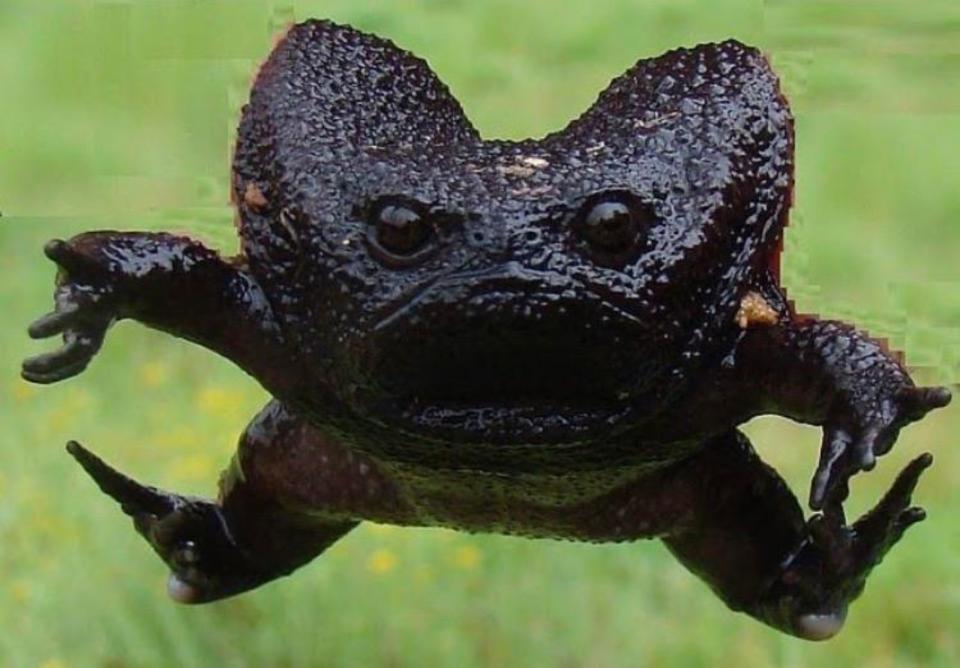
23,20,951,640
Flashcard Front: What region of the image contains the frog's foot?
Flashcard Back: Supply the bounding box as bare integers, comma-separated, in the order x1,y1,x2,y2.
67,441,269,603
762,453,931,640
23,240,121,384
811,382,950,510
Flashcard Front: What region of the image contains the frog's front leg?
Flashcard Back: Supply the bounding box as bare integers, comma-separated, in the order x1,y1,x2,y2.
731,301,950,509
660,430,931,640
22,232,293,391
663,284,951,510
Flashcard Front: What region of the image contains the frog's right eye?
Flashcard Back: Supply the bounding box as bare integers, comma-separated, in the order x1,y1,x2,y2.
574,191,651,266
366,198,438,267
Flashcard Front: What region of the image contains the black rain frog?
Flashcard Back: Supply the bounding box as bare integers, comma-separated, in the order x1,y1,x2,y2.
23,20,951,640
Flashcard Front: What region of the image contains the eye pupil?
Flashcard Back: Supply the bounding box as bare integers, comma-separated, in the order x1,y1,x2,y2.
582,200,637,252
374,203,432,256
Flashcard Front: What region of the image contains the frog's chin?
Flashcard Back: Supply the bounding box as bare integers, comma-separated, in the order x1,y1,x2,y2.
382,400,634,445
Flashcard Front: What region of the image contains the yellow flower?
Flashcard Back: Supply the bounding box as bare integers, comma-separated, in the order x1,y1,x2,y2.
139,361,169,387
196,386,249,424
169,454,217,482
366,548,397,575
38,660,66,668
452,545,482,570
10,379,37,402
11,580,30,603
197,386,240,414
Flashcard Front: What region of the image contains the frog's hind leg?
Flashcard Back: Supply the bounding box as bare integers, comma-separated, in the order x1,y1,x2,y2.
660,429,931,640
66,402,374,604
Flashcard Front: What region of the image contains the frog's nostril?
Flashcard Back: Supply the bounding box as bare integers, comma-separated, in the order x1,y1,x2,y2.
470,231,487,244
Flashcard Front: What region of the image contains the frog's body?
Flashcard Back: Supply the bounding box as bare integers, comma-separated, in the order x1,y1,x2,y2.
25,20,950,640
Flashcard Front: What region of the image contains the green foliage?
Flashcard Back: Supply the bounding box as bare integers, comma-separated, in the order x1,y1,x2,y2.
1,1,958,666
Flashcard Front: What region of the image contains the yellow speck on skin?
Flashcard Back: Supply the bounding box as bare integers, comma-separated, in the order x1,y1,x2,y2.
452,545,482,570
139,361,169,387
520,156,549,168
366,548,397,575
497,164,535,178
244,181,268,210
735,291,779,329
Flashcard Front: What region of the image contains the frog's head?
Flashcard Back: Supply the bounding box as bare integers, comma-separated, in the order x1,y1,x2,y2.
232,20,793,446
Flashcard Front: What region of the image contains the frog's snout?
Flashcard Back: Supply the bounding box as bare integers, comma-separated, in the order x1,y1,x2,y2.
794,608,847,641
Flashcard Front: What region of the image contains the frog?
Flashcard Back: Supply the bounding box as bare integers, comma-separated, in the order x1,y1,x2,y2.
22,19,951,640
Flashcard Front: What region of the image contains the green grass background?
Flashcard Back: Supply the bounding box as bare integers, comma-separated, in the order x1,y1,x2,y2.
2,1,959,666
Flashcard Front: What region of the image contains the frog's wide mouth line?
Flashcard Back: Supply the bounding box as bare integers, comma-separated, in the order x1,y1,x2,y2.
380,399,634,445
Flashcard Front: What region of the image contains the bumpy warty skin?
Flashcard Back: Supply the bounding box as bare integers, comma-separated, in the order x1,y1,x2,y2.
24,19,951,638
231,20,794,467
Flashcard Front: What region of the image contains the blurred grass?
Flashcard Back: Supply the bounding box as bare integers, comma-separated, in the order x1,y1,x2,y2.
1,1,959,666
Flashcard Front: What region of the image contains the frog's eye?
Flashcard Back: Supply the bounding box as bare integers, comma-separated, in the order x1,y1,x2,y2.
579,198,640,254
575,193,655,264
367,198,437,266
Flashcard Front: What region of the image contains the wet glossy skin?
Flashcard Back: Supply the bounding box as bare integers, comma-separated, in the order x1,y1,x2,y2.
23,20,950,640
232,24,792,462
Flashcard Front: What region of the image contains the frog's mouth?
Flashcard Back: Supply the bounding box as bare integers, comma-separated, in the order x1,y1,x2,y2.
383,401,635,445
359,298,668,445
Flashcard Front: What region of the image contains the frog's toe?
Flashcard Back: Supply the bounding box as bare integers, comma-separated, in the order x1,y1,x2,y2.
851,453,931,563
794,608,847,641
895,385,952,425
166,573,203,604
67,441,174,516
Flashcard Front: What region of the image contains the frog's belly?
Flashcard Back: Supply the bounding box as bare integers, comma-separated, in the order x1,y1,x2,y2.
237,411,697,541
370,460,688,542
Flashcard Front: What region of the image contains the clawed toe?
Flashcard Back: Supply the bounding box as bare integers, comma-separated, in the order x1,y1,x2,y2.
766,452,933,639
23,238,118,385
66,441,263,604
27,304,80,339
43,237,99,275
24,336,96,370
810,382,949,511
897,386,952,422
43,238,71,262
21,357,92,384
852,453,931,555
22,330,104,384
896,506,926,531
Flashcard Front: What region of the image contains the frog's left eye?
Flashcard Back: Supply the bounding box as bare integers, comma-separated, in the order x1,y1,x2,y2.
367,198,438,267
582,201,636,252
